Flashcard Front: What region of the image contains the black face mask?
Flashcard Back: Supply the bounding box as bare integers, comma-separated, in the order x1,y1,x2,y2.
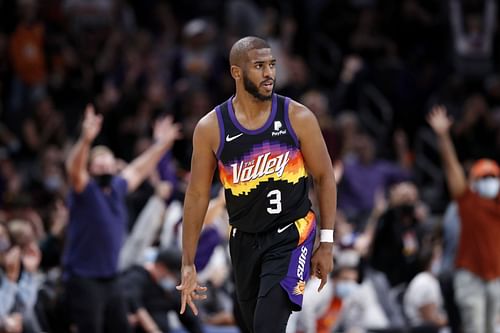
93,174,113,188
395,203,415,218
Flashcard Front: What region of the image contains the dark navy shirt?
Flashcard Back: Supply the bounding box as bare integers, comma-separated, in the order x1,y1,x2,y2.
63,176,128,278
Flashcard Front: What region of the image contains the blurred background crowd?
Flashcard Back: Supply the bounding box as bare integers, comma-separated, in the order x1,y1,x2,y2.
1,0,500,332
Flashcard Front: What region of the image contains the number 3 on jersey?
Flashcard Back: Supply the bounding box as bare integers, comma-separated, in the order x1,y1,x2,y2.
267,189,282,214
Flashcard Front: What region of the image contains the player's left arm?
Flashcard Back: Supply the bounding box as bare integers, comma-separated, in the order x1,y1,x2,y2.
288,101,336,291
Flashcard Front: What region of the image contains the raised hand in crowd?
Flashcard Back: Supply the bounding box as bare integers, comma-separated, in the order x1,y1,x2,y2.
427,105,453,137
427,105,467,198
153,115,182,146
121,115,182,193
81,104,103,144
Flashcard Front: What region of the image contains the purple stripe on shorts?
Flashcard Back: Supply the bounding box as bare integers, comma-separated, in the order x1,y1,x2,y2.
280,220,316,309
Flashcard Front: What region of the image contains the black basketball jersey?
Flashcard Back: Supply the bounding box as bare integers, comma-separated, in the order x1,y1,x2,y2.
215,93,311,233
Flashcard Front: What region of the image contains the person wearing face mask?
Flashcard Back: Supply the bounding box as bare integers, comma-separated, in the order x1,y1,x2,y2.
333,250,406,333
120,247,203,333
62,104,181,333
0,224,23,333
369,181,429,288
305,255,360,333
428,106,500,333
404,242,448,332
0,221,43,333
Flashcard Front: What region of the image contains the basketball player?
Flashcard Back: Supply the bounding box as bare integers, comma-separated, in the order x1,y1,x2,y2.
177,36,337,333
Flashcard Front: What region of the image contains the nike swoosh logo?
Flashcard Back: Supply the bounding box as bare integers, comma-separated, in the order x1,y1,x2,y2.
277,222,295,234
226,133,243,142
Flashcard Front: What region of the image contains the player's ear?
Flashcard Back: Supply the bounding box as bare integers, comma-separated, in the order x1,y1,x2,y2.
231,65,241,80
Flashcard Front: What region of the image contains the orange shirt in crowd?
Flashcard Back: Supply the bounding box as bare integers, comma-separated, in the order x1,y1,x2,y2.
9,23,46,85
456,188,500,280
316,297,343,333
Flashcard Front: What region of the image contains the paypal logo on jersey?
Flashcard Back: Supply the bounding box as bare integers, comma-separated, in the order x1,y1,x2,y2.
274,121,282,131
231,151,290,184
272,121,287,136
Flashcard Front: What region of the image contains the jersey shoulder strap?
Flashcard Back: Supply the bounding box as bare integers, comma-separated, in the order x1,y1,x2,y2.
215,97,233,159
275,94,300,147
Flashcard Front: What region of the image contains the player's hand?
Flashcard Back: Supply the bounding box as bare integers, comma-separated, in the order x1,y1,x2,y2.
81,104,103,143
427,105,452,136
311,243,334,292
176,264,207,315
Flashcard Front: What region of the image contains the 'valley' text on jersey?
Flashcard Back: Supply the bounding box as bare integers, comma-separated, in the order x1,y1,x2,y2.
215,94,311,233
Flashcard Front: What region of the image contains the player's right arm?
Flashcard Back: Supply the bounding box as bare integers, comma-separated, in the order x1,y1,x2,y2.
177,110,219,315
427,105,467,198
65,104,102,193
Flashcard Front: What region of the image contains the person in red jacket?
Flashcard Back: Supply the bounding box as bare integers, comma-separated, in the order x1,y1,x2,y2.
428,106,500,333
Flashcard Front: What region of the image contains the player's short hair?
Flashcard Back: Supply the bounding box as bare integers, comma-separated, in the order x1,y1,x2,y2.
229,36,271,67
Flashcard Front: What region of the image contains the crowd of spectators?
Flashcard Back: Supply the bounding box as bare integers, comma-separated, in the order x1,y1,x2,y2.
1,0,500,332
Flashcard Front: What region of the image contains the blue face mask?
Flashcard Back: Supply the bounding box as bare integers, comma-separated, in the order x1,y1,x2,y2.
44,175,63,192
335,280,358,299
159,277,177,291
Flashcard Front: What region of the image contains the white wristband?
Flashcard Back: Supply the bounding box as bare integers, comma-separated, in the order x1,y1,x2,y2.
320,229,334,243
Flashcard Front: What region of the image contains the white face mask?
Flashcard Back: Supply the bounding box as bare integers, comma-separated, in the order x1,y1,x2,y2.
335,280,359,299
474,178,500,199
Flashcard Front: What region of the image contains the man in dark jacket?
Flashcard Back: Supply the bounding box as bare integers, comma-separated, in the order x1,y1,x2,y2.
121,247,203,333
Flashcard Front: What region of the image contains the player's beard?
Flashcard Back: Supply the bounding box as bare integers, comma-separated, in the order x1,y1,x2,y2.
243,73,274,101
